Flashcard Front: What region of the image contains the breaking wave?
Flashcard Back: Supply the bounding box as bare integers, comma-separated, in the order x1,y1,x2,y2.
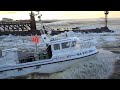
19,49,118,79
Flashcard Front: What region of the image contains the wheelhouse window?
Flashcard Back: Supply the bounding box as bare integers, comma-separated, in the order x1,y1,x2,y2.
54,44,60,50
62,42,70,49
71,41,76,47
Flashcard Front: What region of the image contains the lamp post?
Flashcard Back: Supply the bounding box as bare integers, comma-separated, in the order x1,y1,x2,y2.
104,11,109,27
30,11,36,31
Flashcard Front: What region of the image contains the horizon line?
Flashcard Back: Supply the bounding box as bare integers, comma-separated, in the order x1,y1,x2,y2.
1,17,120,21
40,17,120,20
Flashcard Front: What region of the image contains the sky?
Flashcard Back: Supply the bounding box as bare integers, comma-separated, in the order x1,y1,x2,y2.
0,11,119,20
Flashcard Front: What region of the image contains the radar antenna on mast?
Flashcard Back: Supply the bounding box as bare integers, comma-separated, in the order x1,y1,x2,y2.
37,11,46,35
36,11,50,42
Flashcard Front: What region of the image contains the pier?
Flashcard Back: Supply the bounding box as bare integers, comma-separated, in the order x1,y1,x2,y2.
0,11,114,36
0,11,40,36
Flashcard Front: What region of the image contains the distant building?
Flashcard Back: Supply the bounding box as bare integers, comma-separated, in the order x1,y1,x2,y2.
2,18,13,22
72,27,81,30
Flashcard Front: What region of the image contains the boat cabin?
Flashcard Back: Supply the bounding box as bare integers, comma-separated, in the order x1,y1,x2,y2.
50,37,78,56
17,37,78,64
0,36,92,65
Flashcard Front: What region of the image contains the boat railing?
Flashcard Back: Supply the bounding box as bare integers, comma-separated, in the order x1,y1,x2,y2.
80,38,94,42
79,38,94,48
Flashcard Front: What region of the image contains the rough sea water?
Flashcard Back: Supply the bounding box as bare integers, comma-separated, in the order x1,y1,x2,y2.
1,19,120,79
13,49,118,79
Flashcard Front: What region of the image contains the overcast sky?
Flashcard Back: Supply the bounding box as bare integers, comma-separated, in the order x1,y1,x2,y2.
0,11,119,20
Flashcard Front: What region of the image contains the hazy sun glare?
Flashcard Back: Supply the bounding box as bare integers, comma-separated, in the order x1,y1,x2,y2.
0,11,119,20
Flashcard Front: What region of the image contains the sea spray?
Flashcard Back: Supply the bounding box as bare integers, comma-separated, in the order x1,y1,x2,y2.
49,50,117,79
20,49,117,79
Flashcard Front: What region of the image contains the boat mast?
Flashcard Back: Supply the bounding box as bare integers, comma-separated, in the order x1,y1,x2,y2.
37,11,50,43
104,11,109,27
38,12,46,35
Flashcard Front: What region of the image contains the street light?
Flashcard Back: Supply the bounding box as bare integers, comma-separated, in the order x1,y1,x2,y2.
104,11,109,27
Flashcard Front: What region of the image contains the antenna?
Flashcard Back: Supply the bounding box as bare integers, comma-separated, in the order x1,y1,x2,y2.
36,11,50,43
104,11,109,27
37,12,46,35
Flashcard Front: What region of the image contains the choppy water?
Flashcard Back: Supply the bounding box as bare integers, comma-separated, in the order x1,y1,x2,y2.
13,49,118,79
1,19,120,79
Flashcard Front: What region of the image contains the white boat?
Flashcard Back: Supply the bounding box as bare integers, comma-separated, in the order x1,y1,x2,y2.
0,13,99,79
0,33,98,79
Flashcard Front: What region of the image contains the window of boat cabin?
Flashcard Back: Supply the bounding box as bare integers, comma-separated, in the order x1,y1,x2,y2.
62,42,70,49
54,44,60,50
71,41,76,47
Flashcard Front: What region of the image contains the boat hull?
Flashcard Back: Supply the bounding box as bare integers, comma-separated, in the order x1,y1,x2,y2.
0,46,98,79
